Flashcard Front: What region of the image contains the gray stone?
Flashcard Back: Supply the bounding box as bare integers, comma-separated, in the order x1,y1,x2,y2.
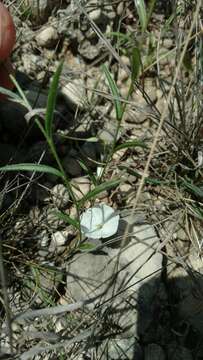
40,232,49,247
63,155,82,177
104,5,116,20
25,141,52,163
51,230,68,248
51,183,70,209
38,249,49,258
22,54,39,75
65,223,162,299
60,79,86,110
163,38,174,49
25,88,48,108
89,8,103,23
44,206,66,229
71,176,91,200
65,223,162,337
80,142,97,168
98,122,121,144
36,26,58,48
79,40,100,61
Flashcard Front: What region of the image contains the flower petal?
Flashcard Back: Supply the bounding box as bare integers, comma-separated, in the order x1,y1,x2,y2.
80,206,102,232
83,227,103,239
101,203,115,222
101,214,120,238
80,203,120,239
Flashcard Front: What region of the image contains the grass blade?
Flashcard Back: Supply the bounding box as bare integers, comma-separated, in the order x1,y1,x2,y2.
45,61,64,138
131,47,142,82
77,160,97,186
114,140,147,152
10,74,32,111
102,64,123,121
147,0,156,25
134,0,147,33
54,211,80,230
181,179,203,198
78,178,120,205
0,86,23,102
0,163,63,178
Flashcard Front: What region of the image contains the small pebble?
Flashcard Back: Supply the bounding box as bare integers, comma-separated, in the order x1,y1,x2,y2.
36,26,58,48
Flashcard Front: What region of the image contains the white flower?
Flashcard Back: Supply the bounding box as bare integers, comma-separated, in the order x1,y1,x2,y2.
80,203,120,239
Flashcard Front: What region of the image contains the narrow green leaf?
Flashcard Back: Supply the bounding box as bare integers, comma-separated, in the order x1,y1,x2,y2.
77,160,97,186
35,118,48,141
78,178,120,205
54,211,80,230
102,64,123,121
0,86,23,101
107,32,131,43
181,180,203,198
45,61,64,138
0,163,63,178
147,0,156,25
131,47,142,82
134,0,147,33
118,165,168,185
114,140,147,152
188,204,203,220
79,242,97,252
10,74,32,110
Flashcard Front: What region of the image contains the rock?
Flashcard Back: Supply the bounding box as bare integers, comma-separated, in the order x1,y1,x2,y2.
22,54,39,75
79,39,100,61
89,8,103,23
117,67,128,84
50,230,68,248
25,88,48,108
80,142,97,168
38,249,49,258
65,223,162,337
63,154,82,177
117,2,124,15
39,206,65,230
156,97,168,115
98,122,120,144
65,222,162,297
163,38,174,49
144,78,157,103
104,4,116,20
36,26,58,48
50,183,70,209
25,141,52,163
144,344,165,360
119,183,132,195
71,176,91,200
60,79,86,110
40,231,49,247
